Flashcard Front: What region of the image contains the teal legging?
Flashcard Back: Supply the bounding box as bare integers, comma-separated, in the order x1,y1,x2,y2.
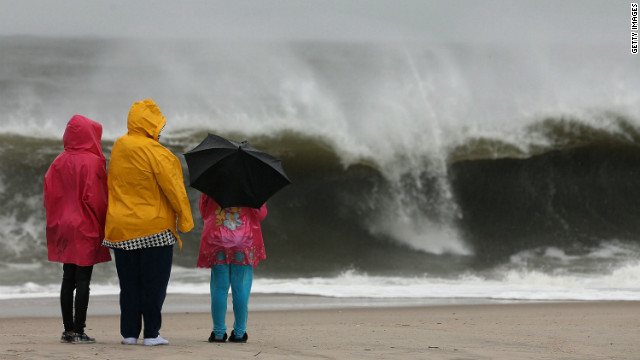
210,263,253,339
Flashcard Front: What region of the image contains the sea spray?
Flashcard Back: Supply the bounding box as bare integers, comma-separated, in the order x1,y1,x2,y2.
2,38,640,300
363,48,468,255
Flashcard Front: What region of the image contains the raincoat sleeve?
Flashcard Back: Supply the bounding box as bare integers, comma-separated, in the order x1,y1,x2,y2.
82,160,108,236
199,193,217,220
151,147,194,233
43,167,57,209
252,203,267,222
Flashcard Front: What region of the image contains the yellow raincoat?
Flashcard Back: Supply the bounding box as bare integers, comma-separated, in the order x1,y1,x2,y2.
104,99,194,247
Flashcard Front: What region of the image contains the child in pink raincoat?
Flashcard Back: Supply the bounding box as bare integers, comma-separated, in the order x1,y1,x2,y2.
196,194,267,343
43,115,111,344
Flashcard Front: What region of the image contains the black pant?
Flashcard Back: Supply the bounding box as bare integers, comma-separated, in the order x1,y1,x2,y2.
61,264,94,334
114,245,173,339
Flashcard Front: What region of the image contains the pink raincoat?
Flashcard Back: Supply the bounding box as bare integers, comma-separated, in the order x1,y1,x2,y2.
197,194,267,268
43,115,111,266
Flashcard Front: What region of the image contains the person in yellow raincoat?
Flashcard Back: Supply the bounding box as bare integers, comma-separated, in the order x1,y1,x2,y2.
103,99,194,346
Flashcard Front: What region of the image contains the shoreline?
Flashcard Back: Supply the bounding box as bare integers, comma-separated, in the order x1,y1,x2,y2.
0,300,637,359
0,293,529,318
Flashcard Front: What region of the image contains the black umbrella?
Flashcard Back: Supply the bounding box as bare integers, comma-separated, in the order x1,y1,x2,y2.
184,134,291,208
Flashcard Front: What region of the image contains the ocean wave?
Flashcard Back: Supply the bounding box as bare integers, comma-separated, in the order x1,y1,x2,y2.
3,118,640,269
3,36,640,302
447,114,640,162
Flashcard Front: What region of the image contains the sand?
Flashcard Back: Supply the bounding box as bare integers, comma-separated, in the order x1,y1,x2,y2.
0,296,637,359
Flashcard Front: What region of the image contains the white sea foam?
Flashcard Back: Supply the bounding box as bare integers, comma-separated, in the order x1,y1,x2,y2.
4,243,636,301
2,262,640,302
368,213,470,255
248,267,640,301
0,282,122,300
0,213,40,258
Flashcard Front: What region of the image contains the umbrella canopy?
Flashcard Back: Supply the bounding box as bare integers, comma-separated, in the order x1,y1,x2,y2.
184,134,291,208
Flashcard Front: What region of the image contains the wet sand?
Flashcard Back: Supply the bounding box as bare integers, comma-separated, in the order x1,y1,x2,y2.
0,296,637,359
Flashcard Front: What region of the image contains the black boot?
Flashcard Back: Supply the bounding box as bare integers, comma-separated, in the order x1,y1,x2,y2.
228,330,248,343
208,331,227,343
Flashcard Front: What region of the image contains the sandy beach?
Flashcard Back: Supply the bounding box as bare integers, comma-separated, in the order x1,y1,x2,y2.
0,295,637,360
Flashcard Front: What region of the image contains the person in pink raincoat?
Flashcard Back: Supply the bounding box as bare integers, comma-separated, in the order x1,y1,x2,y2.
43,115,111,344
196,194,267,343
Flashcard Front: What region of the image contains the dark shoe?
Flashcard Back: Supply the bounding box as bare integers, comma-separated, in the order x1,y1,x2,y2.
72,333,96,344
228,330,248,343
60,331,73,343
208,331,227,343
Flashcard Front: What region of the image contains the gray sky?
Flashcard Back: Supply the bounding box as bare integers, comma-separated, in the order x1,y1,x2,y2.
0,0,629,43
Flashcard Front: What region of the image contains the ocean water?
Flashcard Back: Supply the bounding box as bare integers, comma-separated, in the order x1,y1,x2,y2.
1,37,640,302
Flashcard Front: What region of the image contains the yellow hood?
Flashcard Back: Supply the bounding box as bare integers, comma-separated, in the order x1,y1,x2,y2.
127,99,166,141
